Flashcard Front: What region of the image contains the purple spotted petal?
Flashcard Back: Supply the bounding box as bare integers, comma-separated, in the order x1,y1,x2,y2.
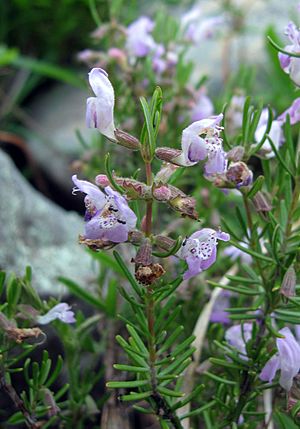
105,187,137,229
200,245,216,270
183,256,202,280
204,148,227,175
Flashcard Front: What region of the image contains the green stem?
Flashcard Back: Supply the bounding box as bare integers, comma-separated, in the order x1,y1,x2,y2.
145,161,153,237
285,176,300,240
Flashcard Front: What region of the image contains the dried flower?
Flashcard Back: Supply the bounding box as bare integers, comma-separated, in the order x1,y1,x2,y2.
37,303,75,325
72,175,137,242
225,162,253,188
260,327,300,391
86,68,116,140
178,228,230,280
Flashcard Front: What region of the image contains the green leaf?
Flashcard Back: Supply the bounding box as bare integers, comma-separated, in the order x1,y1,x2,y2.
113,364,149,373
247,176,265,199
228,240,274,263
106,380,149,388
105,153,125,194
158,325,184,356
140,96,156,160
113,251,142,297
172,384,205,410
180,400,217,420
120,391,152,401
58,277,105,311
157,385,183,398
267,136,294,176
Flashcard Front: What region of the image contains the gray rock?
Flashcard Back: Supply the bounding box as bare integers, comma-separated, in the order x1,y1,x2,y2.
0,149,93,295
26,84,94,191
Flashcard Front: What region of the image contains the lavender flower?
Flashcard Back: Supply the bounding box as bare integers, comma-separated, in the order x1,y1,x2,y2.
211,291,231,324
260,327,300,391
225,323,253,359
255,108,284,158
178,228,230,280
37,303,75,325
86,68,116,140
72,175,137,243
278,97,300,125
223,244,252,264
278,22,300,86
126,16,156,58
177,114,227,175
190,91,214,121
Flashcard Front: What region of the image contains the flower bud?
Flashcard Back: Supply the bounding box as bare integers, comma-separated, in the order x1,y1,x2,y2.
42,388,60,417
168,195,198,219
114,129,141,150
155,162,179,183
155,147,183,165
225,162,253,188
154,235,176,251
227,146,245,162
152,184,172,201
95,174,110,187
134,238,152,266
253,191,272,213
280,266,296,298
128,230,144,245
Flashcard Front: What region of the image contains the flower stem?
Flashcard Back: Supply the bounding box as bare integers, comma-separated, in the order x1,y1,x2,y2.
145,161,153,237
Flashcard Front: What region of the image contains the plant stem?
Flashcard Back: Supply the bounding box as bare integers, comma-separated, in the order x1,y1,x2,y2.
0,368,38,429
285,176,300,240
143,159,183,429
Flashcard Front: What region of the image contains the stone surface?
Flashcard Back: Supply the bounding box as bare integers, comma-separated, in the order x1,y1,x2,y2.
0,149,93,295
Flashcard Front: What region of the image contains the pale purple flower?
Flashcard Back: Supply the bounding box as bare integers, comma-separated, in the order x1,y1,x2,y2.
72,175,137,242
86,68,116,140
178,228,230,280
260,327,300,391
278,97,300,125
126,16,156,58
191,91,214,121
225,323,253,359
278,22,300,86
223,244,252,264
255,108,284,158
211,291,231,324
152,44,167,74
175,114,227,175
37,303,75,325
184,13,226,42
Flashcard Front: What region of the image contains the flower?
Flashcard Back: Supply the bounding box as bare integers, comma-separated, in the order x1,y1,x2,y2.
178,228,230,280
278,97,300,125
126,16,156,58
37,303,75,325
211,291,231,324
86,68,116,140
260,327,300,391
223,244,252,264
177,114,227,174
190,90,214,121
225,162,253,188
72,175,137,243
255,108,284,158
225,323,253,359
278,22,300,86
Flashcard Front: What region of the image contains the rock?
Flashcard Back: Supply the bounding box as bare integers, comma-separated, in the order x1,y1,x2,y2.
0,149,93,295
26,83,93,192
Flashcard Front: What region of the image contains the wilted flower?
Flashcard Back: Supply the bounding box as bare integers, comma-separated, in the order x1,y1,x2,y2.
225,323,253,359
37,303,75,325
278,22,300,86
260,327,300,391
178,228,230,280
86,68,116,140
72,175,137,242
126,16,156,58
